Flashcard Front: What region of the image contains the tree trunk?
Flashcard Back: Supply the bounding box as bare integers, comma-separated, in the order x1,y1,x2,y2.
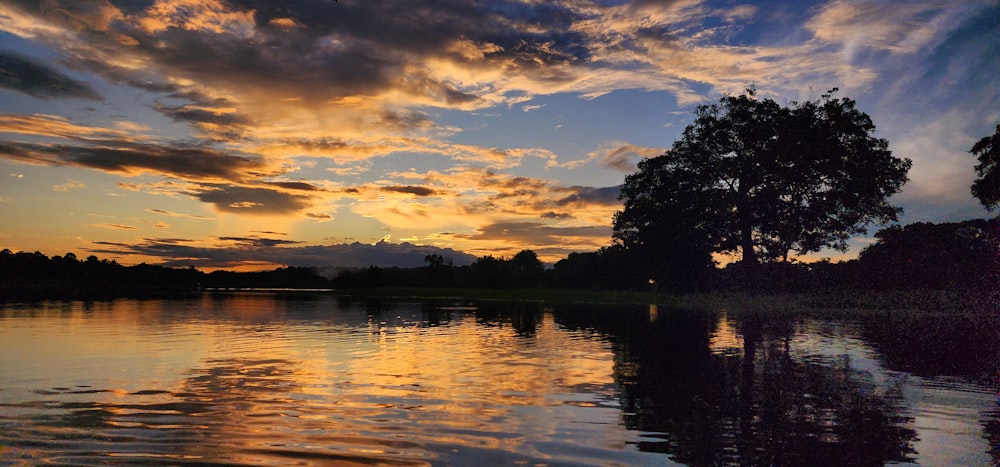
740,233,758,265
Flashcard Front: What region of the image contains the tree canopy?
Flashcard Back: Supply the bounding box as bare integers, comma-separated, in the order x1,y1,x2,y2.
970,123,1000,211
855,219,999,290
614,88,911,268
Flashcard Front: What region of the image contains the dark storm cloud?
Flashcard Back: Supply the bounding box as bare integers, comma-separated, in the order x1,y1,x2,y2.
381,185,437,197
87,239,253,269
555,186,621,206
7,0,592,105
189,185,312,214
0,50,101,100
0,139,266,182
234,0,590,62
87,237,477,270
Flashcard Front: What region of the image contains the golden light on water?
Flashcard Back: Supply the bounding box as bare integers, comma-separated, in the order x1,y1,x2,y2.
709,312,744,356
4,296,998,465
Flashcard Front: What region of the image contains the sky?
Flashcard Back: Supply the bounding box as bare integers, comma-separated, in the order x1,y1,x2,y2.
0,0,997,270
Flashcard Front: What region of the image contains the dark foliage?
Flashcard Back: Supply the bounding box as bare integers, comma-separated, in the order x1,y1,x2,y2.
3,216,997,299
853,219,1000,290
970,123,1000,211
203,267,332,289
0,249,331,300
331,250,546,289
614,87,911,273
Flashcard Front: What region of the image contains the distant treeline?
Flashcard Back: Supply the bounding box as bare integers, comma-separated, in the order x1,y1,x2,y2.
0,251,329,300
1,218,997,300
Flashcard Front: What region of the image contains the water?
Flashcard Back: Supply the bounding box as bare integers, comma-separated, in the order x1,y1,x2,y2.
0,293,997,466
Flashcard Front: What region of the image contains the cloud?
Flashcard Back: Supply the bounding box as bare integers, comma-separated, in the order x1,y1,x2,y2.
53,179,86,192
86,238,478,270
153,101,251,134
146,208,213,220
451,221,612,249
3,0,982,117
381,185,437,197
268,17,302,30
889,109,987,222
306,212,333,222
91,223,138,230
0,114,131,140
188,184,312,215
264,181,325,192
0,138,269,183
595,143,665,172
0,50,101,100
216,236,303,247
555,186,621,207
806,0,962,56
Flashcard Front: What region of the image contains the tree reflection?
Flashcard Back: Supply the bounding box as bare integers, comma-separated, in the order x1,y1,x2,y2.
736,316,916,465
985,405,1000,464
860,314,1000,384
553,306,918,465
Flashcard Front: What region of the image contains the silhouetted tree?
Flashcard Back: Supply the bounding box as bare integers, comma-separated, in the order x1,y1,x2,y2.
467,255,512,288
423,254,455,286
551,246,643,290
970,123,1000,211
614,88,911,275
511,250,543,287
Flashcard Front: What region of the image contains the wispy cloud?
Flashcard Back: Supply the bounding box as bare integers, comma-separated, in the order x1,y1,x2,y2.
594,143,665,172
145,208,213,220
53,179,86,192
91,223,138,230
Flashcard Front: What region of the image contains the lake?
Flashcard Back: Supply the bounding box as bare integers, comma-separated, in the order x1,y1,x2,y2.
1,292,998,465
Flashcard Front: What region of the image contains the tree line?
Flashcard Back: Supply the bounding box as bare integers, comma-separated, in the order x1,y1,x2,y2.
2,215,996,299
2,89,997,299
0,250,329,300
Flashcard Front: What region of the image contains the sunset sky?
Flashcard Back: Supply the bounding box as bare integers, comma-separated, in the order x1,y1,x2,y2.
0,0,997,270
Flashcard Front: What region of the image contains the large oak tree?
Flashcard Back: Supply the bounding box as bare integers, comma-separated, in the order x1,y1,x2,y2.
614,88,911,267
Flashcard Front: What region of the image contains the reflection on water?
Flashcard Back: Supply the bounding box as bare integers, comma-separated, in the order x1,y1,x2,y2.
0,294,997,466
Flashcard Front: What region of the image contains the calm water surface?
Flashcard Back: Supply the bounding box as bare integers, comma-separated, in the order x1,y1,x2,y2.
1,293,998,466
